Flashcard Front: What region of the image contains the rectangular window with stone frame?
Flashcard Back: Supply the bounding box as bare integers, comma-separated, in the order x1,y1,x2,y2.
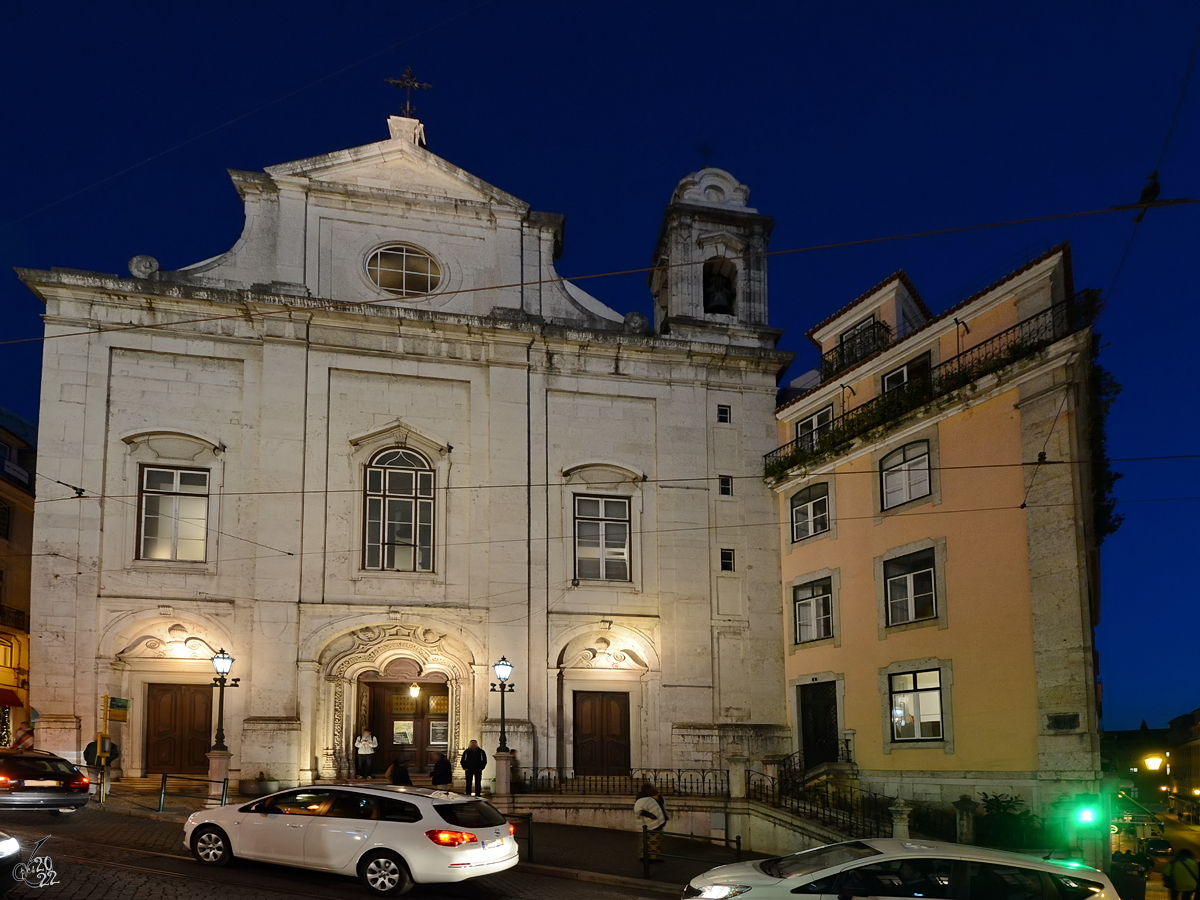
884,548,936,625
138,466,209,561
795,405,833,452
889,669,942,741
574,496,630,581
794,577,833,643
790,483,829,542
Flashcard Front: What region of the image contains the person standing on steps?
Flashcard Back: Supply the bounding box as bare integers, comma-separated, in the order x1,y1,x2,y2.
459,740,487,796
354,728,377,779
430,751,453,790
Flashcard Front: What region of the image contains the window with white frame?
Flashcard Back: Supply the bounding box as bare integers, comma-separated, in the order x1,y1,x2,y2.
795,405,833,452
885,548,936,625
574,496,630,581
364,448,435,572
889,669,943,741
880,441,930,509
720,549,735,571
716,404,732,424
794,577,833,643
139,467,209,561
718,476,733,496
882,352,931,394
790,483,830,542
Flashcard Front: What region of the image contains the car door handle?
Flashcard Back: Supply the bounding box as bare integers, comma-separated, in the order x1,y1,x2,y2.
286,823,302,828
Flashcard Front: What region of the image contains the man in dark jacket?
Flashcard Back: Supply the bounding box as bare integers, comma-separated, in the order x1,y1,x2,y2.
430,751,452,790
459,740,488,796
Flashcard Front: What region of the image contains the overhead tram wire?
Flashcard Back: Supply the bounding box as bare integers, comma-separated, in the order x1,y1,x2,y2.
1107,24,1200,301
12,494,1197,569
3,197,1198,351
28,453,1200,506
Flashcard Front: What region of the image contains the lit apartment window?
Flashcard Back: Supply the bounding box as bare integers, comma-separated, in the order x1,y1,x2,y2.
885,549,936,625
790,483,829,542
794,578,833,643
364,448,435,572
718,476,733,496
880,441,930,509
139,467,209,561
716,405,732,424
889,669,943,741
720,549,735,571
795,405,834,452
574,496,630,581
882,352,932,393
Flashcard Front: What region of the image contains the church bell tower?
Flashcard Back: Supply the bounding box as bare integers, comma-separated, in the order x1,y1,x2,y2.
649,168,779,348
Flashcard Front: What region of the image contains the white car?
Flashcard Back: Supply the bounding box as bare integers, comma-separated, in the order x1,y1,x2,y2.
683,838,1118,900
183,784,518,896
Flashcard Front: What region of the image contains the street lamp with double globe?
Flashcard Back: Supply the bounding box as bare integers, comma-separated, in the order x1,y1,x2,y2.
210,649,240,753
490,656,515,754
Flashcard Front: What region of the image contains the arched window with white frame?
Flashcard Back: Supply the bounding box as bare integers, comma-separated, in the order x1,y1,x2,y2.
363,448,435,572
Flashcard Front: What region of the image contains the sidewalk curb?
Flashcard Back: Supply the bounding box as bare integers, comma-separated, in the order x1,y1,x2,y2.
516,862,684,896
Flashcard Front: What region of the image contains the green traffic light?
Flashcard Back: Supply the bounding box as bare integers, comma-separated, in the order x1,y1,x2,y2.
1077,808,1096,824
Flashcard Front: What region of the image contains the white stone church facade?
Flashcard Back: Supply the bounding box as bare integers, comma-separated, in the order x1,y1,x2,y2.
20,116,793,788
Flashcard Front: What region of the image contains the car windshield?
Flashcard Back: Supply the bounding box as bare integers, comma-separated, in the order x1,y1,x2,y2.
0,758,78,779
434,801,507,828
761,841,882,879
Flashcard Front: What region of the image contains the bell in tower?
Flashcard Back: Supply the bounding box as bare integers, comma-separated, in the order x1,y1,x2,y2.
649,168,779,348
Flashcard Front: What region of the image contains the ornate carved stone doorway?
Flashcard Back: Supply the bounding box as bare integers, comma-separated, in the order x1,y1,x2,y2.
315,623,476,780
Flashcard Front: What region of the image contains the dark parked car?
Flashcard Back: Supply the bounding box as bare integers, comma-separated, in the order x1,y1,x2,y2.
1143,837,1173,857
0,748,89,813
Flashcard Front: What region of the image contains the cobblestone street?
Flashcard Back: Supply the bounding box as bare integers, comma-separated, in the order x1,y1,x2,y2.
0,809,670,900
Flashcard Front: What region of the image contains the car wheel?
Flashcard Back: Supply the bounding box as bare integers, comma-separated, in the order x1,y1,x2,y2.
191,826,234,867
358,850,413,896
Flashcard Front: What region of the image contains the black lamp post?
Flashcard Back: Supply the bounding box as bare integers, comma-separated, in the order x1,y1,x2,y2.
490,656,515,754
210,649,240,753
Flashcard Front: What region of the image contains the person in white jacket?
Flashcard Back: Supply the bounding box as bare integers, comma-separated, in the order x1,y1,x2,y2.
354,728,378,778
633,783,668,861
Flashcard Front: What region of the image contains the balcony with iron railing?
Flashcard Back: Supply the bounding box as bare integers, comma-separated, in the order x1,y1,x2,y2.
0,606,27,632
820,321,894,381
767,298,1085,480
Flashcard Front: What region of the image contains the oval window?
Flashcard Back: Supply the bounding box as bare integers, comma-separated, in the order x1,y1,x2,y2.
366,244,442,296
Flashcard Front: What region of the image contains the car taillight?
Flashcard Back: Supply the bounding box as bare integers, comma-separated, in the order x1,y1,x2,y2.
508,824,516,836
68,775,89,789
0,776,10,786
424,829,478,847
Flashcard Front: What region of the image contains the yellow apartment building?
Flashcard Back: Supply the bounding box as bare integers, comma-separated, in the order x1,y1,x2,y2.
0,409,35,745
766,245,1106,816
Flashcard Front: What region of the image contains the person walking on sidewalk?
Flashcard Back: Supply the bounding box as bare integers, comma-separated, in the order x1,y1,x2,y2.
430,751,453,790
633,782,668,862
354,728,378,779
1164,849,1199,900
459,740,487,796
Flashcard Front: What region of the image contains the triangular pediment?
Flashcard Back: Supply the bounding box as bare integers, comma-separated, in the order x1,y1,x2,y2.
265,121,527,210
347,418,451,457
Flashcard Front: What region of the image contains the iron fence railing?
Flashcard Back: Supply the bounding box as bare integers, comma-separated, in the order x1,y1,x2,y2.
821,321,894,380
766,299,1082,478
749,768,958,843
0,606,27,631
513,767,729,797
749,770,892,838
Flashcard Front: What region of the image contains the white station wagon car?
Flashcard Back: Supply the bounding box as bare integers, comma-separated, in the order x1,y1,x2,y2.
683,838,1118,900
183,784,518,896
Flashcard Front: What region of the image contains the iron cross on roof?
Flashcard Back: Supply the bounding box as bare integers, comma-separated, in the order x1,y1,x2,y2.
385,67,432,119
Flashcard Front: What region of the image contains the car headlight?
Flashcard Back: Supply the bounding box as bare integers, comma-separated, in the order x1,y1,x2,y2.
698,887,753,899
0,837,19,857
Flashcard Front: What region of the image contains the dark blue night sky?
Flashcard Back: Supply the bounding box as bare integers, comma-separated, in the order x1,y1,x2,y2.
2,1,1197,730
